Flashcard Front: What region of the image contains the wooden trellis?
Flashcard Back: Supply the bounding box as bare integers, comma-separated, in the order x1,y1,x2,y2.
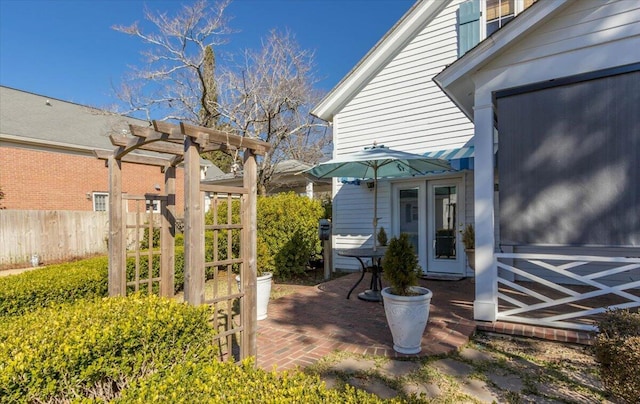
95,121,270,362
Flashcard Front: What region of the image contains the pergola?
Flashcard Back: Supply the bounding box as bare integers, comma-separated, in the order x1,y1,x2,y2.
95,120,270,361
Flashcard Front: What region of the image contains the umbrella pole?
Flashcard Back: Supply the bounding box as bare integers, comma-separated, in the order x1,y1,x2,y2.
373,167,378,252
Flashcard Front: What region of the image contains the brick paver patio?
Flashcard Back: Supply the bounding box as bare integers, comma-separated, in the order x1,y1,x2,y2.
256,272,596,371
256,273,477,371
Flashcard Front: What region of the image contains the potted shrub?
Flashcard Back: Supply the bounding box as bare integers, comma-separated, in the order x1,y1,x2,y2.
381,233,433,354
377,227,388,247
461,224,475,271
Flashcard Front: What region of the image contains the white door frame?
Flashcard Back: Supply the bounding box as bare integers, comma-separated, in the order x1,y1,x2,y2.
391,181,426,271
427,179,465,275
391,175,465,276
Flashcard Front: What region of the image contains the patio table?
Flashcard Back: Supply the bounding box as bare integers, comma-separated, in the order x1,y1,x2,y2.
337,247,387,302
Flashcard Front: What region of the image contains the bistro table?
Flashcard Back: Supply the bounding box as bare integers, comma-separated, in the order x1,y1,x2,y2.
337,247,387,302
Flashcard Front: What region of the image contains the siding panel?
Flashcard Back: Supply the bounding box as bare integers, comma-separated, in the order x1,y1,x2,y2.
486,0,640,70
331,1,473,267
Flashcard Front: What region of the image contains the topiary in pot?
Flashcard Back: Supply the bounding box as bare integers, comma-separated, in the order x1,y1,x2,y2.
382,233,420,295
381,233,433,354
460,223,475,271
377,226,388,247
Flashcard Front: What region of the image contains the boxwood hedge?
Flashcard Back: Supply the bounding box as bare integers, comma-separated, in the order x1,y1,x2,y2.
594,309,640,403
0,295,218,402
0,256,108,317
117,359,389,403
1,294,389,403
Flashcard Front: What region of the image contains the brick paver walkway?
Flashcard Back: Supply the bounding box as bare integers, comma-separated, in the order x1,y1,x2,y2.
257,274,477,371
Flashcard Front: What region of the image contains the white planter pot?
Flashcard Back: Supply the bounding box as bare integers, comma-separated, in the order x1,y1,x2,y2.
381,286,433,354
465,249,476,271
236,272,273,321
256,272,273,320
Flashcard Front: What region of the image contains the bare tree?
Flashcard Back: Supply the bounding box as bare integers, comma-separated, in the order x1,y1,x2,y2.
216,29,331,194
112,0,232,125
113,1,331,192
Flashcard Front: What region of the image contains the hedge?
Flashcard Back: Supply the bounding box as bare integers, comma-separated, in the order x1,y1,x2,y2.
0,256,108,317
116,359,390,403
0,294,390,403
257,193,324,278
202,193,324,278
0,295,218,403
594,309,640,403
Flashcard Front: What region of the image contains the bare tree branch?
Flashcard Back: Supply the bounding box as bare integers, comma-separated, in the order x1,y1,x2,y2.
112,2,331,193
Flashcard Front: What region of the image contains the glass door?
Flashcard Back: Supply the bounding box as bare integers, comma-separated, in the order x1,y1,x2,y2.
393,182,427,273
427,180,464,275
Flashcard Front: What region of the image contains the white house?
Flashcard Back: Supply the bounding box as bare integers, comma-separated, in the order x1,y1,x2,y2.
314,0,639,330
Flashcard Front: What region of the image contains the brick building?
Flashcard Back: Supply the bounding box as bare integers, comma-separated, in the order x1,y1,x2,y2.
0,86,194,212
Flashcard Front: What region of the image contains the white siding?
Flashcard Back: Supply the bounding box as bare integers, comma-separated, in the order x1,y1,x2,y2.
331,1,475,267
481,0,640,87
335,0,473,154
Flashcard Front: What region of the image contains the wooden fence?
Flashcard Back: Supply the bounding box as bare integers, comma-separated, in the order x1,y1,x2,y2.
0,210,161,266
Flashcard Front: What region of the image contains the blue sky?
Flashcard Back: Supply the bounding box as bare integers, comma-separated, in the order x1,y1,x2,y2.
0,0,415,109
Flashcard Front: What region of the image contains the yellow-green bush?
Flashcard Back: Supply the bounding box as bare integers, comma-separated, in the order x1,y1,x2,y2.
202,194,324,278
594,309,640,403
0,256,108,317
257,193,324,278
126,246,185,295
116,358,389,403
0,295,217,403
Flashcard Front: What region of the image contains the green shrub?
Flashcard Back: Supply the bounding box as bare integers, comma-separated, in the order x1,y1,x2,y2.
205,200,242,273
257,193,324,278
0,256,108,317
382,233,421,296
594,309,640,403
126,247,186,295
116,358,388,403
0,294,218,402
139,227,161,250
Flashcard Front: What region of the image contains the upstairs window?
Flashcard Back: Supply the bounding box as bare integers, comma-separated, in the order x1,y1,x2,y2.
457,0,537,57
486,0,514,36
93,192,108,212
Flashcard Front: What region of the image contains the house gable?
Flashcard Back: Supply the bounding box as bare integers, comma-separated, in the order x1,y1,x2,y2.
311,0,451,122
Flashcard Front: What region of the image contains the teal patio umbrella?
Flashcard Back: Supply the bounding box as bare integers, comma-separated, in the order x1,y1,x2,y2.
303,144,452,251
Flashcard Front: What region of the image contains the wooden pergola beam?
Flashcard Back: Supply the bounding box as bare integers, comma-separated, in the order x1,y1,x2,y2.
129,124,184,143
94,149,172,168
110,133,185,157
152,120,271,156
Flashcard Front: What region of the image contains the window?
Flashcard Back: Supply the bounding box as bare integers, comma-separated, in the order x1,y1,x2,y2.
486,0,515,36
146,199,161,213
457,0,537,57
93,192,109,212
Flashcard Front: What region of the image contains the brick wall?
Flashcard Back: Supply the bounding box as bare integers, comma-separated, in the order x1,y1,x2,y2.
0,146,186,212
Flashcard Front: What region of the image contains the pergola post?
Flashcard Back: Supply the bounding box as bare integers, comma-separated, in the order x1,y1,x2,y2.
108,155,125,296
161,166,176,297
183,136,205,306
242,149,258,358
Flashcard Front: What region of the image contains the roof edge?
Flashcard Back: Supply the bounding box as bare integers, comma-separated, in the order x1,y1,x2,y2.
0,133,107,155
